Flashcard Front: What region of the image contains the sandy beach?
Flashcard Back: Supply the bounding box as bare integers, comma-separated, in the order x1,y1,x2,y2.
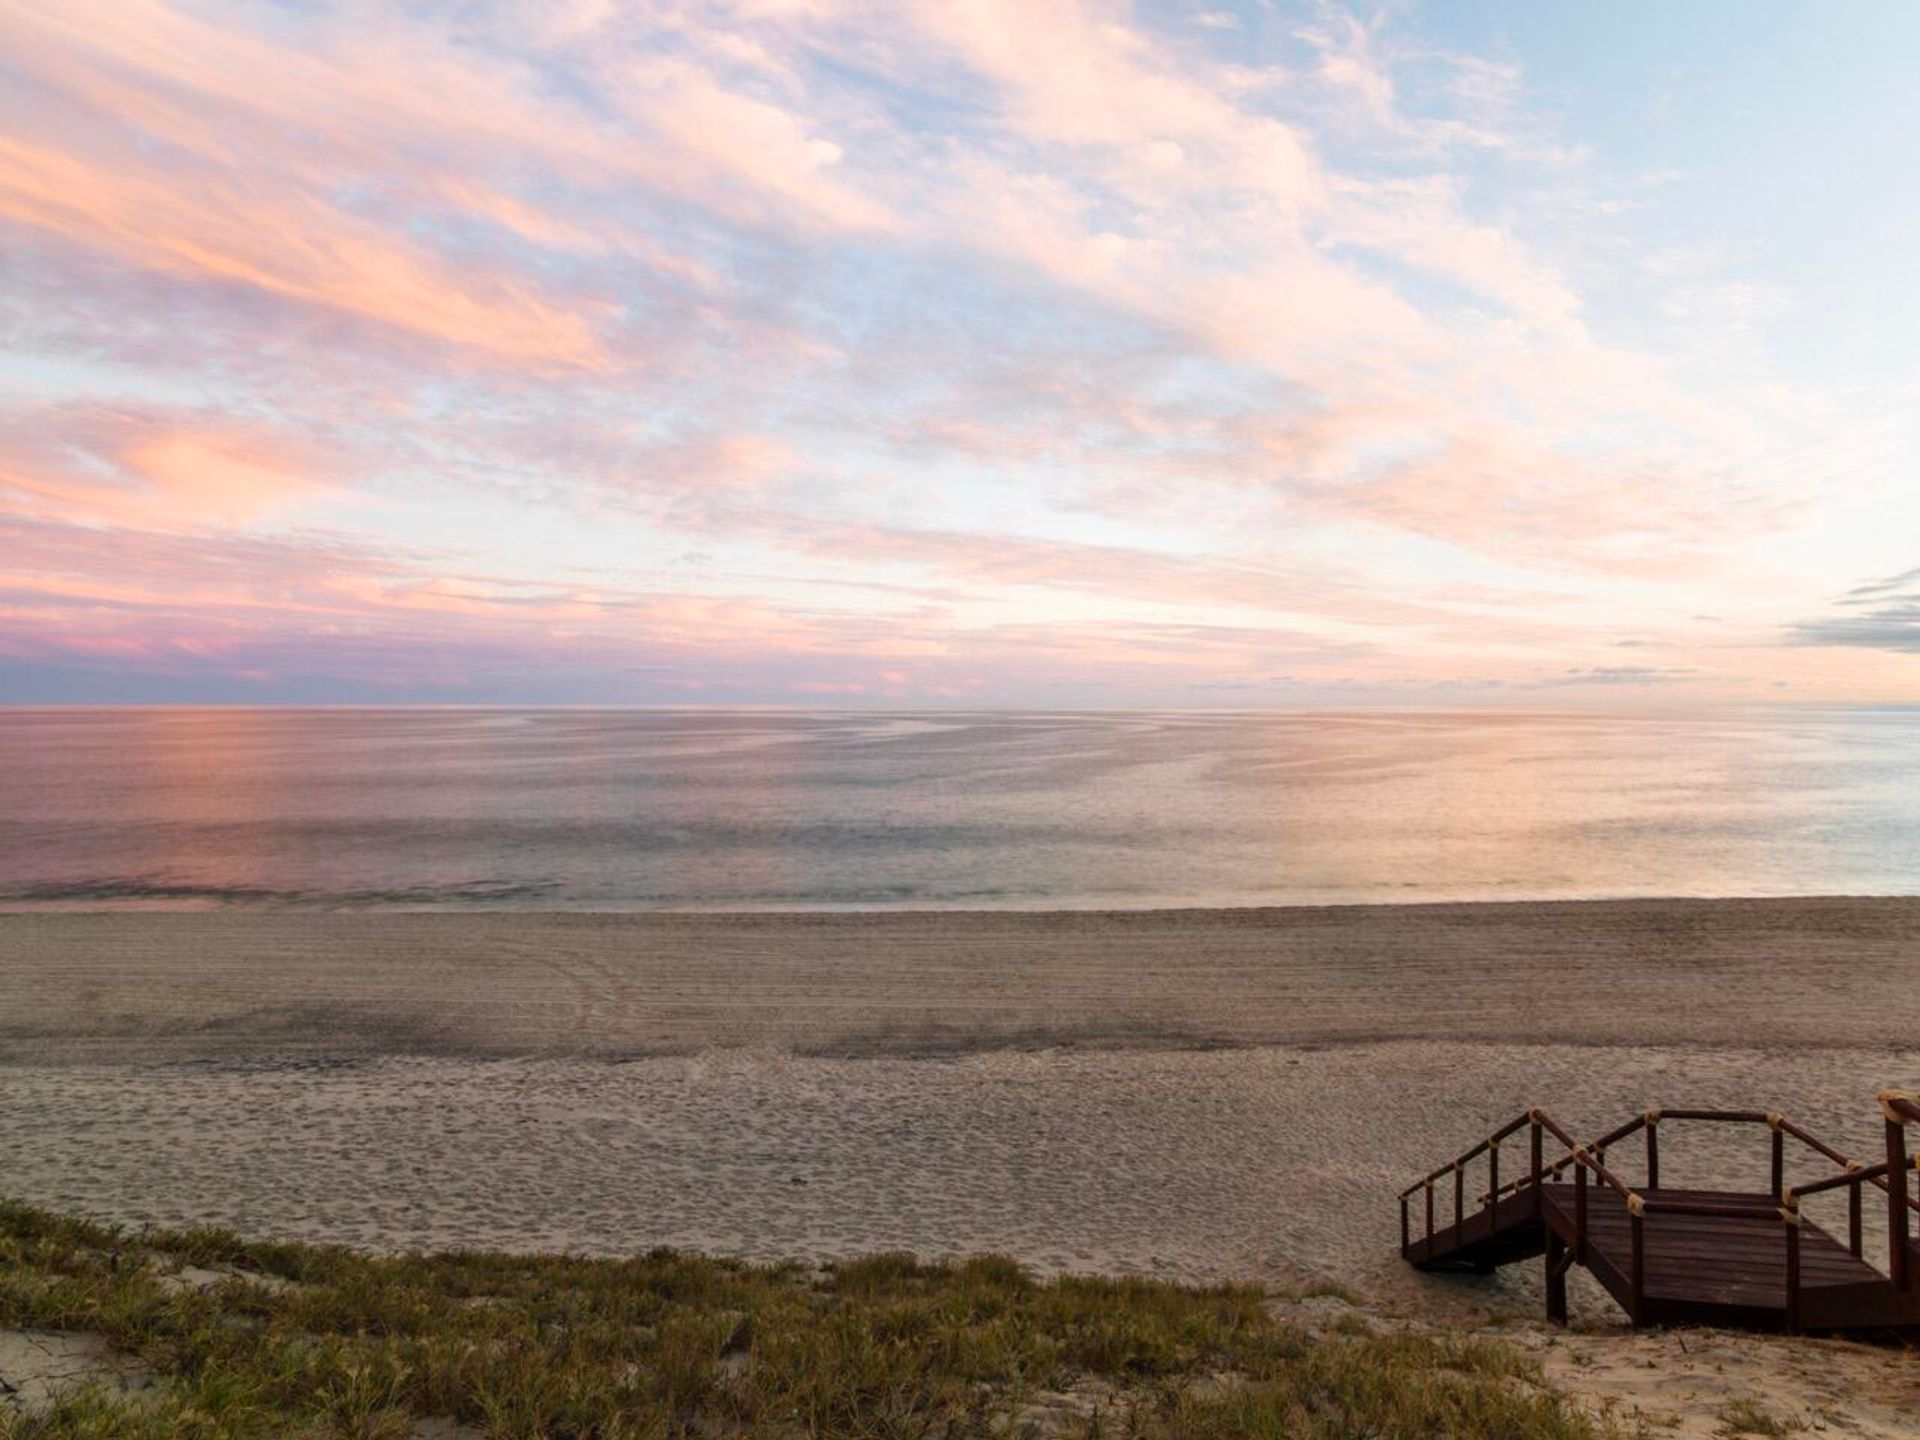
3,898,1918,1322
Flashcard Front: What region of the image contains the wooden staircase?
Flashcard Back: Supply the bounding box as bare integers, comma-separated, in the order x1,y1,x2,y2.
1400,1091,1920,1332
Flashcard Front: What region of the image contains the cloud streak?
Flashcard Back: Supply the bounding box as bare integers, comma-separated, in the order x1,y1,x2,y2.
0,0,1913,702
1791,569,1920,655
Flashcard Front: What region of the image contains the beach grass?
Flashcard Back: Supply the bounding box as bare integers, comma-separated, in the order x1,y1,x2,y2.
0,1199,1631,1440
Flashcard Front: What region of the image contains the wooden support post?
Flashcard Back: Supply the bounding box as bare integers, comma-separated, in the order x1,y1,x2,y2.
1645,1124,1659,1191
1487,1145,1500,1242
1454,1164,1464,1235
1425,1181,1434,1253
1530,1122,1544,1218
1629,1213,1645,1326
1889,1116,1911,1292
1400,1194,1409,1254
1849,1184,1862,1259
1784,1220,1801,1333
1771,1128,1785,1201
1544,1229,1568,1325
1574,1162,1588,1263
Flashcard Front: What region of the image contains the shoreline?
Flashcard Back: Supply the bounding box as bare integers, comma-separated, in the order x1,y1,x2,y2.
5,887,1918,916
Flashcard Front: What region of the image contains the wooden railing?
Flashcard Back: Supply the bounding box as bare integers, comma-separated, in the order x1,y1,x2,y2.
1784,1090,1920,1297
1401,1091,1920,1329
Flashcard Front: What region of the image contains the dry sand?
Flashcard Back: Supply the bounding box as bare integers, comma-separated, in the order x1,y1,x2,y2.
1274,1295,1920,1439
2,898,1918,1324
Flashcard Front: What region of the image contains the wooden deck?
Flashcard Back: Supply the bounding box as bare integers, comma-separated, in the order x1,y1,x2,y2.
1400,1093,1920,1333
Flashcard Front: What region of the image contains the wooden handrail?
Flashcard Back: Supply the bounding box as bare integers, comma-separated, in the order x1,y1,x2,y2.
1788,1153,1920,1202
1777,1117,1852,1169
1573,1145,1637,1205
1639,1197,1782,1220
1590,1113,1650,1151
1529,1109,1579,1150
1405,1102,1909,1231
1400,1111,1535,1197
1521,1112,1642,1205
1481,1146,1588,1205
1448,1105,1920,1215
1401,1108,1640,1209
1633,1108,1912,1197
1775,1116,1920,1213
1661,1108,1772,1123
1413,1105,1920,1228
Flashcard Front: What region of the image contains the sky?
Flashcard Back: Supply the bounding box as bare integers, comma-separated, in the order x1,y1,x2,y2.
2,0,1918,707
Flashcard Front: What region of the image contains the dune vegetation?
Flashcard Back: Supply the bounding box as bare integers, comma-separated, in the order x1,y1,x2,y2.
0,1199,1641,1440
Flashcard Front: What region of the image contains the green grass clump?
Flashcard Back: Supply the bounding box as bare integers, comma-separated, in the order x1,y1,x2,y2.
0,1199,1622,1439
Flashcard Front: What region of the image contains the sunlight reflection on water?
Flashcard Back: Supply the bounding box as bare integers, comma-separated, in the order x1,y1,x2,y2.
2,707,1917,909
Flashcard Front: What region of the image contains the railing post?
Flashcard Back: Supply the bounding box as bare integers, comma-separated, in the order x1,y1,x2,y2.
1400,1193,1410,1254
1487,1143,1500,1241
1530,1120,1544,1218
1544,1229,1567,1325
1887,1110,1911,1291
1783,1210,1801,1333
1771,1124,1785,1201
1629,1210,1645,1325
1849,1179,1863,1259
1454,1162,1464,1235
1425,1180,1434,1253
1574,1157,1588,1263
1645,1112,1660,1191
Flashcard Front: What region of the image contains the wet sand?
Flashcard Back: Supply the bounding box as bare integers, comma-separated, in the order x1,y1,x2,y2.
2,899,1917,1319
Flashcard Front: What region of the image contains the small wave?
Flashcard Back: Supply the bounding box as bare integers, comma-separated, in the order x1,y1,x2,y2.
0,877,564,907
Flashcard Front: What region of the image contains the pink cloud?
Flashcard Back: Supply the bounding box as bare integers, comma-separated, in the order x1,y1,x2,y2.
617,59,900,234
0,0,1896,702
0,135,610,369
1,513,1356,699
910,0,1275,151
1308,426,1806,577
0,403,330,529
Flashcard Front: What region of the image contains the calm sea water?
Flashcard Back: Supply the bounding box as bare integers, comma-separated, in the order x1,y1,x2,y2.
2,708,1917,910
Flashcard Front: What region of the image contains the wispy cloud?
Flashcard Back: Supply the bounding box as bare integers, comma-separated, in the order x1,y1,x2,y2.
1534,665,1699,688
0,0,1911,702
0,401,333,527
1791,569,1920,654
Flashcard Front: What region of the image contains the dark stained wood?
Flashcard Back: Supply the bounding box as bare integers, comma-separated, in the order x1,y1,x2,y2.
1786,1222,1801,1332
1401,1099,1920,1334
1530,1121,1544,1218
1544,1229,1567,1324
1890,1116,1912,1293
1574,1164,1587,1261
1629,1211,1645,1324
1538,1185,1897,1327
1487,1144,1499,1243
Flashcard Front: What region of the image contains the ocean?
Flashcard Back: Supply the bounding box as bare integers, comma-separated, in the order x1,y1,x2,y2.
2,707,1917,910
